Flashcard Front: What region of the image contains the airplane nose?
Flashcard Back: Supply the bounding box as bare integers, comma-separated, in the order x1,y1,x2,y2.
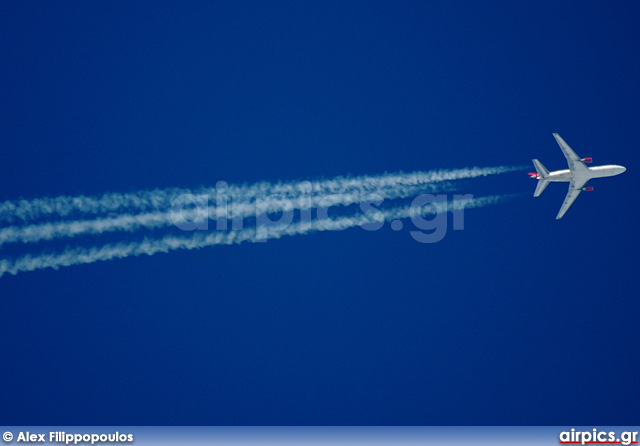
620,166,627,174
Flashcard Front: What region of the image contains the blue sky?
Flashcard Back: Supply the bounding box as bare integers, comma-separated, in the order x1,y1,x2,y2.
1,1,639,425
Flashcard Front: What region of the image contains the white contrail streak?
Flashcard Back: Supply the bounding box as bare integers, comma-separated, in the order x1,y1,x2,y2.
0,182,456,247
0,195,513,278
0,166,525,224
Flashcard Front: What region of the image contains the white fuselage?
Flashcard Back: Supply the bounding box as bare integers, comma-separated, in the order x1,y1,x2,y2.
533,133,627,219
547,164,626,183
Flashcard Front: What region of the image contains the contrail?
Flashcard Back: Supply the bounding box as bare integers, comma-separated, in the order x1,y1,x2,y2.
0,166,524,224
0,182,457,247
0,195,514,278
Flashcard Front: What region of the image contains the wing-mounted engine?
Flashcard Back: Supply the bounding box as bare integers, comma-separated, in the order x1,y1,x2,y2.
582,186,594,192
581,157,593,163
528,172,540,179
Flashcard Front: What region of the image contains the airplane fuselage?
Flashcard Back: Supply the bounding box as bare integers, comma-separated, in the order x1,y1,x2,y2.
531,133,626,219
546,164,626,182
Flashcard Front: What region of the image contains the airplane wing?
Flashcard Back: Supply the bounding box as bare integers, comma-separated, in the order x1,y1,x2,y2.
556,178,588,219
553,133,587,172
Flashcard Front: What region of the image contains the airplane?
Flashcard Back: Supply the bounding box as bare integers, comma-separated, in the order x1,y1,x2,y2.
530,133,626,219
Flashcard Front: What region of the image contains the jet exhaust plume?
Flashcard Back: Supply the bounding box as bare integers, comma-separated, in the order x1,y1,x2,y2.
0,165,525,278
0,182,454,247
0,166,525,224
0,195,514,278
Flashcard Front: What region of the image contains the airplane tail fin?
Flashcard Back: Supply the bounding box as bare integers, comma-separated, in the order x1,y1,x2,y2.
532,159,549,178
532,159,550,197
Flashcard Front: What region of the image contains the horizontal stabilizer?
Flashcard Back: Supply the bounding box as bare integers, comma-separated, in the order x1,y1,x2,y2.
532,159,549,178
532,159,550,197
534,178,550,197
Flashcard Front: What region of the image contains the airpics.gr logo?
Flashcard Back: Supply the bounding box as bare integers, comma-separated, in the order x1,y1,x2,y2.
559,428,638,445
170,190,479,244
